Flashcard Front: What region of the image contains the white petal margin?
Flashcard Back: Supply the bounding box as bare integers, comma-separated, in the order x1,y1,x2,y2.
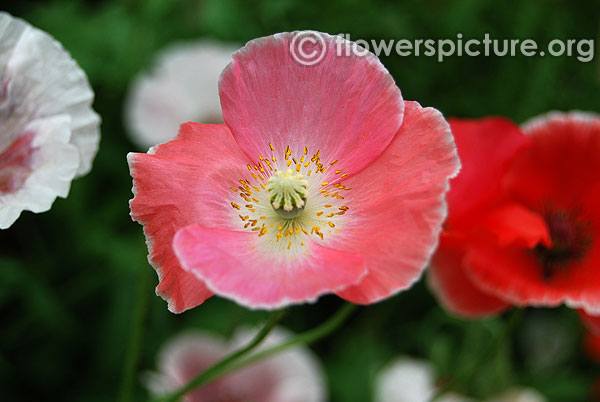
0,115,79,229
521,110,600,135
125,41,238,149
0,12,100,176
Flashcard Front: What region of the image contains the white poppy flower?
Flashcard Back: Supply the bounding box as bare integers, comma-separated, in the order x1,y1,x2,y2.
0,12,100,229
145,326,326,402
125,41,238,150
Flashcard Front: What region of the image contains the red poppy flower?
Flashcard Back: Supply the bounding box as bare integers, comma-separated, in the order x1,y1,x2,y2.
429,112,600,317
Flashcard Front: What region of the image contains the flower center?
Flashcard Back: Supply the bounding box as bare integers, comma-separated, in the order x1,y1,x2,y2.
228,142,352,255
266,169,308,219
534,209,592,279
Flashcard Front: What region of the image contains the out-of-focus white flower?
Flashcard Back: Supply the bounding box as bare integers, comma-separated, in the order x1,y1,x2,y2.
0,12,100,229
375,357,546,402
375,358,436,402
125,41,238,150
145,326,326,402
375,357,472,402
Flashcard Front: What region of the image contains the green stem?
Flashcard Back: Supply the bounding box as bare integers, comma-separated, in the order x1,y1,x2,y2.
118,264,150,402
155,303,357,402
429,308,524,402
155,309,286,402
228,302,357,373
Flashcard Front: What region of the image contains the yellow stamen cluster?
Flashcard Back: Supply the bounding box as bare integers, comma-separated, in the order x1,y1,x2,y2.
229,142,353,252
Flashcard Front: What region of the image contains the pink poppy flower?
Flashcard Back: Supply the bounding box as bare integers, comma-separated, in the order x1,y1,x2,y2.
145,327,326,402
0,12,100,229
128,32,459,312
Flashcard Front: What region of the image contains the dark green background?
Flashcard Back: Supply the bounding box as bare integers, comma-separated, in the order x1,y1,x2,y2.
1,0,599,401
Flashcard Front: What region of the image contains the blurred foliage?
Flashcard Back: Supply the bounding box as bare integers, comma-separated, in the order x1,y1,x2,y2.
1,0,600,401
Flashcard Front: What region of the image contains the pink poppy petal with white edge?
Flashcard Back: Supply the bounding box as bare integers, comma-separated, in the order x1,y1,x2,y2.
128,123,253,313
332,101,460,304
172,223,367,309
219,31,403,178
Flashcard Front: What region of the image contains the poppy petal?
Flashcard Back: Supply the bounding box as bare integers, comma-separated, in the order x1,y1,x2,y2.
173,223,366,309
219,32,403,178
333,101,460,304
428,235,510,318
128,123,252,313
446,117,529,227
